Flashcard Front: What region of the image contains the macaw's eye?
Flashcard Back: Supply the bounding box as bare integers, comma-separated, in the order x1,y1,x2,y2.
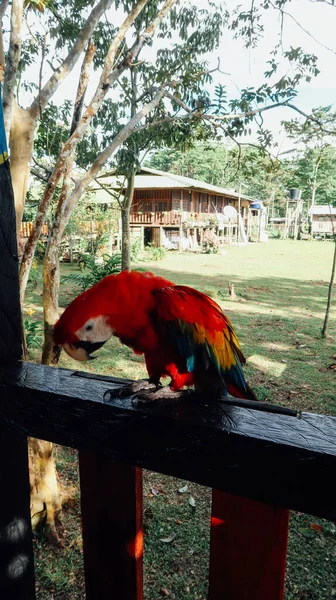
85,324,93,331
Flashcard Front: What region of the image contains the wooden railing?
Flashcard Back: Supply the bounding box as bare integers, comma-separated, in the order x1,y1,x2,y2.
1,167,336,599
129,211,228,227
130,210,181,225
20,221,48,237
0,362,336,599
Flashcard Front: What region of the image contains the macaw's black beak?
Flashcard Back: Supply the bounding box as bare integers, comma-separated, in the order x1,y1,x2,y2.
62,340,107,362
75,340,107,360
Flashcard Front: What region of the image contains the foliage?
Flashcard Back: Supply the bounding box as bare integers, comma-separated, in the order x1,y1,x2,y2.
146,142,291,215
202,230,220,254
24,317,43,348
143,243,166,261
130,238,142,262
62,252,122,292
283,107,336,209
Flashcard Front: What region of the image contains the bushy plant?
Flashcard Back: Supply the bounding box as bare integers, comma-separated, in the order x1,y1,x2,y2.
62,252,122,292
131,238,142,262
24,317,43,348
202,230,220,254
144,243,166,261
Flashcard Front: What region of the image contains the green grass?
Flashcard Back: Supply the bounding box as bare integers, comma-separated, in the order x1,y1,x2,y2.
25,239,336,599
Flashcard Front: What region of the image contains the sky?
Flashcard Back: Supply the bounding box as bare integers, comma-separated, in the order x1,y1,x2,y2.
208,0,336,150
18,0,336,152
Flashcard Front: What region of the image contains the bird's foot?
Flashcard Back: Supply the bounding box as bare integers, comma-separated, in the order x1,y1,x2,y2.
103,379,159,402
133,386,191,405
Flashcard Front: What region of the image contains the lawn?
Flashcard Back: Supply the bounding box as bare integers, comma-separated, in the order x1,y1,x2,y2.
25,239,336,599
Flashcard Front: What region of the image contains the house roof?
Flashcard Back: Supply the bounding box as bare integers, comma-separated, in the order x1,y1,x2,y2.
309,205,336,216
91,167,256,203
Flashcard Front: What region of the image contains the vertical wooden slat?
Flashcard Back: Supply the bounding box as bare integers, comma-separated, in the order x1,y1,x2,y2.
79,453,143,600
0,428,36,599
209,490,289,600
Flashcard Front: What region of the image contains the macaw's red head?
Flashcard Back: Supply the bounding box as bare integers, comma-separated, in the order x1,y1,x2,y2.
53,274,118,361
54,269,174,362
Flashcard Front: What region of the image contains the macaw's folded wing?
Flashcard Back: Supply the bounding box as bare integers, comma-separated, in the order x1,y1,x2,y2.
152,285,253,398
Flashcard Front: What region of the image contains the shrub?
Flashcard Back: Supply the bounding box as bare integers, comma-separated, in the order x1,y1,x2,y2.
24,317,43,348
202,230,220,254
62,252,122,292
144,243,166,261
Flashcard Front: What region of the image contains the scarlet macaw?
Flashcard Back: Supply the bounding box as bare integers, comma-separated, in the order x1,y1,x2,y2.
53,270,255,402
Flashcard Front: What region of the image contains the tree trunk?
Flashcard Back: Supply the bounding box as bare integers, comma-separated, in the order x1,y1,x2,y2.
28,438,63,543
121,174,135,271
308,155,321,232
9,103,36,235
42,243,62,365
322,228,336,338
121,207,131,271
3,0,24,140
41,39,96,365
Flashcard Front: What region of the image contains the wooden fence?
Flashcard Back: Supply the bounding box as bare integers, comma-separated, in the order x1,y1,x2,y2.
20,221,48,238
0,363,336,599
1,166,336,599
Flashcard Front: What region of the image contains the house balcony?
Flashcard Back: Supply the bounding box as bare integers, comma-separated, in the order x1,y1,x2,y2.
129,211,232,227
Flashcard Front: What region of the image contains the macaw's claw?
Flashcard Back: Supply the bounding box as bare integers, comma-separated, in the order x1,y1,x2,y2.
133,386,191,406
103,379,159,402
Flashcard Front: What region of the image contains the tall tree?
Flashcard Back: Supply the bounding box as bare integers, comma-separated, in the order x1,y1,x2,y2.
283,106,336,215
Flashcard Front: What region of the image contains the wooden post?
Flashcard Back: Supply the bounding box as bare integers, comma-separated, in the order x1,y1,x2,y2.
209,490,289,600
79,454,143,600
179,189,183,252
0,89,35,598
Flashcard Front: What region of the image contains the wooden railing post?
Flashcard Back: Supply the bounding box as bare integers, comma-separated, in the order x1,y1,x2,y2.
0,90,35,598
79,453,143,600
209,490,289,600
0,427,36,600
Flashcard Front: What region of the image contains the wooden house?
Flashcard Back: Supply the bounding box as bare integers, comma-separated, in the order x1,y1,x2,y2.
309,205,336,238
92,167,261,249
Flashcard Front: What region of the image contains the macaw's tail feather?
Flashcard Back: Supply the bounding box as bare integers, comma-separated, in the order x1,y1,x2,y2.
227,382,257,401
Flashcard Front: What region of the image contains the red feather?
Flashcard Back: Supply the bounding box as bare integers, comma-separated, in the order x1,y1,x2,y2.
54,271,254,399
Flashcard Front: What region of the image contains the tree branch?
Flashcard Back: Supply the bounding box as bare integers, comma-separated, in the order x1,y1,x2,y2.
269,0,336,55
29,0,114,118
27,0,178,244
0,0,9,82
62,87,166,225
3,0,24,137
284,103,336,135
63,0,177,156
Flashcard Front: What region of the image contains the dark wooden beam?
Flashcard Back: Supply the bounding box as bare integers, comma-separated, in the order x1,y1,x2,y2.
0,362,336,521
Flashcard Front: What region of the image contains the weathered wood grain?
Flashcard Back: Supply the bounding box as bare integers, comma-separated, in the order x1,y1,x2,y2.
0,361,335,521
209,490,289,600
0,426,36,600
79,455,143,600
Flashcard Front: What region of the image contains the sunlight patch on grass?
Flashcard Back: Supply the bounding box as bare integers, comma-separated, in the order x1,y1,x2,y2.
262,341,292,351
247,354,287,377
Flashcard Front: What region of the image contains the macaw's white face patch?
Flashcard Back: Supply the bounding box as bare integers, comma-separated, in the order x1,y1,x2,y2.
75,315,114,344
61,316,114,362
